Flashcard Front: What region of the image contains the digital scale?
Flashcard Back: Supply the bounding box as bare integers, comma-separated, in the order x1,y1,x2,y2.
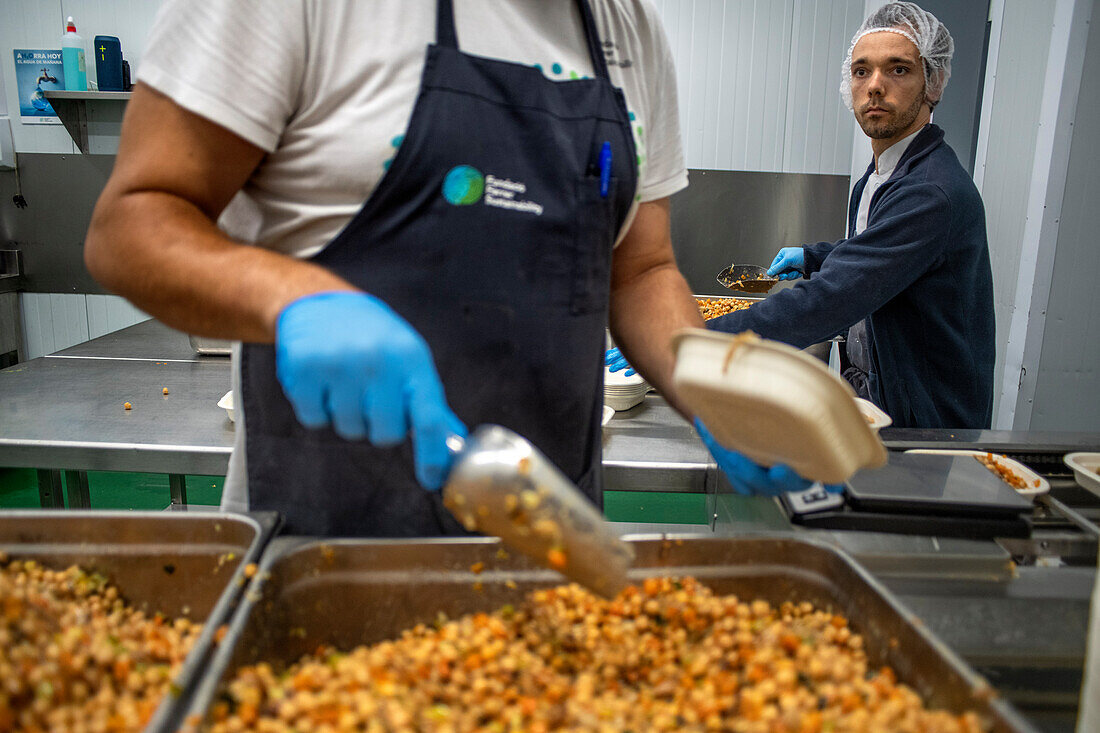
781,452,1034,538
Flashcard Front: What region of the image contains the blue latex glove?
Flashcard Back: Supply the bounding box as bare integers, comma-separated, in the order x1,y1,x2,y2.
275,291,467,490
604,347,635,377
695,418,843,496
767,246,805,281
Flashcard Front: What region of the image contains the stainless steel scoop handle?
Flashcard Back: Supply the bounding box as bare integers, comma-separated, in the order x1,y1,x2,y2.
441,425,634,598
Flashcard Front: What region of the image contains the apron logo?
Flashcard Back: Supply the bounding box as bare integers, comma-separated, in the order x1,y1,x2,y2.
442,165,544,216
442,165,485,205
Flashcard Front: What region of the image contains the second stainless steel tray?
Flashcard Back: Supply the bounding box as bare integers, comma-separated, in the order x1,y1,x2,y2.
183,534,1036,731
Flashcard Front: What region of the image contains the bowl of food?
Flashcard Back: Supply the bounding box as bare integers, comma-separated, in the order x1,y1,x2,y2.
217,390,235,423
1064,452,1100,498
855,398,892,430
906,449,1049,498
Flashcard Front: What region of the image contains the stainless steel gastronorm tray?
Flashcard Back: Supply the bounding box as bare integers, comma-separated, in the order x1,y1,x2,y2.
0,510,278,732
183,534,1036,732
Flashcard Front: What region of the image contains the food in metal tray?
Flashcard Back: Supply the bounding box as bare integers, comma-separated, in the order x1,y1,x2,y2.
0,553,203,732
696,297,754,321
207,577,985,732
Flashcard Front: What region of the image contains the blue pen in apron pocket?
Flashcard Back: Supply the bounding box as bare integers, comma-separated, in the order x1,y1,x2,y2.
599,141,612,198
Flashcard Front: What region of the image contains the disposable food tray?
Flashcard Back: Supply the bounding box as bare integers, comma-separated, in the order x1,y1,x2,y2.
671,328,887,483
0,510,278,731
181,535,1035,732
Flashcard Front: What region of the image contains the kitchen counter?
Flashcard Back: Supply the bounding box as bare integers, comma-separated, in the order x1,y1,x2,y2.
1,320,1097,728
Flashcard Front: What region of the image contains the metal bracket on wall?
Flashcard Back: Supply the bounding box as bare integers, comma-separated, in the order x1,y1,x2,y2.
43,91,131,154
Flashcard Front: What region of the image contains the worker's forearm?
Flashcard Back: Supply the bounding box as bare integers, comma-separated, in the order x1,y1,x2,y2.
85,190,354,343
608,264,703,420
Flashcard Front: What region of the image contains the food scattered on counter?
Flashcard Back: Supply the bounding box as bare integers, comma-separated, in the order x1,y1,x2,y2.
123,401,133,410
163,387,169,395
696,297,754,321
0,553,202,732
209,577,985,732
975,453,1040,490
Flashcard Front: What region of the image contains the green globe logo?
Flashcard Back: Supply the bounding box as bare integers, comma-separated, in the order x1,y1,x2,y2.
442,165,484,206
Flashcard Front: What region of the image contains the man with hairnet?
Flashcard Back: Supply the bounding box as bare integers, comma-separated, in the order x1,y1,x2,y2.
705,1,995,429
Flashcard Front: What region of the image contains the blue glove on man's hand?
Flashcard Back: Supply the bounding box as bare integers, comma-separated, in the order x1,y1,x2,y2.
695,418,844,496
605,347,635,377
767,247,805,281
275,291,467,491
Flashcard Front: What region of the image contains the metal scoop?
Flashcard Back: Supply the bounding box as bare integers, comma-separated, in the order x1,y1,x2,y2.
716,263,780,294
443,425,634,598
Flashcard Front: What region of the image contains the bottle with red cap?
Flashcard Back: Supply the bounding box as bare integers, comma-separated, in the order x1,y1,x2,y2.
62,16,87,91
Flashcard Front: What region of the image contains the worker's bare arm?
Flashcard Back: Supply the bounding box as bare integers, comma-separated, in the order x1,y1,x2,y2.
608,198,703,420
84,84,355,343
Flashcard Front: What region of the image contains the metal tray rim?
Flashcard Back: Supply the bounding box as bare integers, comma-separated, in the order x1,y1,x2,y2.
182,533,1037,733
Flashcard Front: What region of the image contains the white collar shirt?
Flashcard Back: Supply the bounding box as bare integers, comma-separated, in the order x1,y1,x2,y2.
855,125,925,235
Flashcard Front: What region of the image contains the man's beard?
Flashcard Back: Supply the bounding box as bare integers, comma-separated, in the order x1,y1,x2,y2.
856,89,925,140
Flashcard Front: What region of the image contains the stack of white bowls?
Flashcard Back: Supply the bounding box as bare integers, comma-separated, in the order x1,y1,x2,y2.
604,366,649,411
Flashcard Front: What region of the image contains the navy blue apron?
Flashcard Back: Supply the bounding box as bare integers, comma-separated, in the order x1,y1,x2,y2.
241,0,637,536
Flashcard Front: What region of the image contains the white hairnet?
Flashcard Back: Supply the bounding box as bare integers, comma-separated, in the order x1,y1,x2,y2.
840,2,954,111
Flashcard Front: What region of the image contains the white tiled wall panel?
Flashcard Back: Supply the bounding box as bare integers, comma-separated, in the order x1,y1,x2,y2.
1030,1,1100,432
20,292,147,359
977,0,1056,423
4,0,864,174
653,0,865,174
85,292,148,340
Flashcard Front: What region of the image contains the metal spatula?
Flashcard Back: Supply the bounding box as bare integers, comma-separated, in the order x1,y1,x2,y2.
716,263,780,294
442,425,634,598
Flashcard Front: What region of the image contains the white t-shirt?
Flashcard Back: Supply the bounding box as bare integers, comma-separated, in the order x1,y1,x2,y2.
136,0,687,511
137,0,688,256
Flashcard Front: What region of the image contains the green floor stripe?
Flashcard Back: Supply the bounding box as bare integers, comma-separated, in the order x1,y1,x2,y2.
604,490,707,525
0,468,224,509
3,469,701,525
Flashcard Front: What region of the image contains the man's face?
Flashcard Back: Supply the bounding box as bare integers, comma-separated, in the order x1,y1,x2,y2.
850,31,928,141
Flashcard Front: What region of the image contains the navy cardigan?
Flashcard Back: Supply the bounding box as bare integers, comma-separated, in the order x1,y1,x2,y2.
707,124,995,429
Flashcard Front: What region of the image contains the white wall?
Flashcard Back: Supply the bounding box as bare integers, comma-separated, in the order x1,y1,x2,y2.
977,0,1096,430
654,0,866,175
0,0,162,154
976,0,1056,426
20,293,147,358
4,0,868,359
1029,0,1100,432
1,0,160,358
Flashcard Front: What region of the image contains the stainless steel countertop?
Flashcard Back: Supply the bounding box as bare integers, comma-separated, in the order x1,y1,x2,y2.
1,321,1094,728
0,331,234,474
1,321,719,483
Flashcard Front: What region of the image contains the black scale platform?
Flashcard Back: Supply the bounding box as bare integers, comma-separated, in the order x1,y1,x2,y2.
782,452,1034,538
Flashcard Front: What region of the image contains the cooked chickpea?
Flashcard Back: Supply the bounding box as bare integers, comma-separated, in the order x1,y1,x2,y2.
210,577,986,732
0,556,202,731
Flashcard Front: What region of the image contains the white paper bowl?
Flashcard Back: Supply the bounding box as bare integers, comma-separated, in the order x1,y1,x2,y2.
855,398,893,430
906,449,1049,498
1065,452,1100,498
217,390,235,423
671,328,886,484
605,392,646,412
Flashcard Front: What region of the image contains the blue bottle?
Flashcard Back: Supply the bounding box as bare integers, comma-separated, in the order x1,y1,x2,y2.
61,17,87,91
94,35,124,91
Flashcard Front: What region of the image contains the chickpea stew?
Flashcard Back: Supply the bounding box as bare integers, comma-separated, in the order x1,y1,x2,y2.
207,577,988,732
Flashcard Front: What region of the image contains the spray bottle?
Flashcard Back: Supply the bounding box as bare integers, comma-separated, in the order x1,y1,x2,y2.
61,16,87,91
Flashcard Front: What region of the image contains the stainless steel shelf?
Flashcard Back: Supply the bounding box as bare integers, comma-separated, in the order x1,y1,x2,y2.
43,90,131,154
